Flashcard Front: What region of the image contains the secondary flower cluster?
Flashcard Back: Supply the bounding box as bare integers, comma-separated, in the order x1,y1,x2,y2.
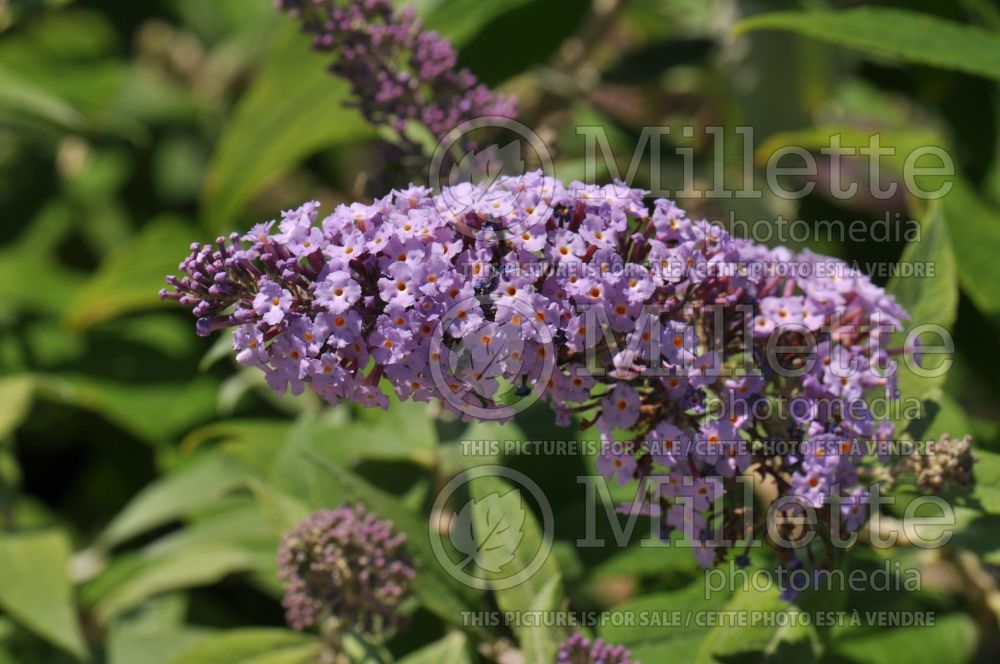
557,632,635,664
277,505,414,636
165,171,911,573
894,433,976,494
277,0,515,147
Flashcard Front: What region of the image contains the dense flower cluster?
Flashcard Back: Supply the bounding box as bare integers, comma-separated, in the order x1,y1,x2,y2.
557,632,636,664
165,172,912,572
276,505,414,635
894,434,976,494
277,0,515,147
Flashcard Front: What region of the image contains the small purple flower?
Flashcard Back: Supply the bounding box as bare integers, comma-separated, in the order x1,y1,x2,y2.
601,383,641,431
254,281,293,326
597,438,638,486
557,631,636,664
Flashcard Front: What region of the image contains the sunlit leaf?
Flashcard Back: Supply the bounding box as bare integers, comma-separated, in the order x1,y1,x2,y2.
736,8,1000,81
397,631,472,664
94,544,270,622
0,65,86,131
97,454,249,549
167,629,322,664
0,530,87,660
695,586,811,663
599,583,727,661
888,202,959,417
830,614,977,664
940,178,1000,320
467,473,565,658
200,23,370,233
64,216,199,330
202,0,533,233
0,375,34,441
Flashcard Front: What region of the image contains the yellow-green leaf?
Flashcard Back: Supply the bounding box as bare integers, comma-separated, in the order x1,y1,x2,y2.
736,8,1000,81
0,530,88,660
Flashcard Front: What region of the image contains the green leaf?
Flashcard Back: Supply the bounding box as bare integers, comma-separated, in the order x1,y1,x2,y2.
110,629,211,664
888,202,959,412
971,449,1000,514
696,587,804,663
0,530,88,660
247,479,311,536
754,124,1000,323
64,216,199,330
735,8,1000,81
940,178,1000,320
141,498,278,560
0,247,83,318
46,374,219,446
888,202,958,332
917,389,973,443
830,613,977,664
421,0,537,47
200,0,534,233
599,583,726,661
167,629,322,664
106,594,213,664
0,0,76,30
0,375,34,441
466,473,564,656
518,575,565,664
396,631,472,664
97,453,249,549
0,64,86,131
451,0,590,86
200,23,371,233
94,544,269,622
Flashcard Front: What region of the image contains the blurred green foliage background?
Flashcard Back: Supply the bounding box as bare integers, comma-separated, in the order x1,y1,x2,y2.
2,0,1000,662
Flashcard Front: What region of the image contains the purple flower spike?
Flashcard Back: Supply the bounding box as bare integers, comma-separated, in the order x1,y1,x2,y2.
276,0,516,149
166,173,915,571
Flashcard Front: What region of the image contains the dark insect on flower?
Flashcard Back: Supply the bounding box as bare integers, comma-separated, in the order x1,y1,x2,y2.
474,276,498,296
277,505,415,638
553,205,573,222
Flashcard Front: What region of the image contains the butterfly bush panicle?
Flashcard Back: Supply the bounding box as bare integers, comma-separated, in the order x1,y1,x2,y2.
557,632,636,664
276,0,516,143
165,172,928,573
894,433,976,494
277,505,414,636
